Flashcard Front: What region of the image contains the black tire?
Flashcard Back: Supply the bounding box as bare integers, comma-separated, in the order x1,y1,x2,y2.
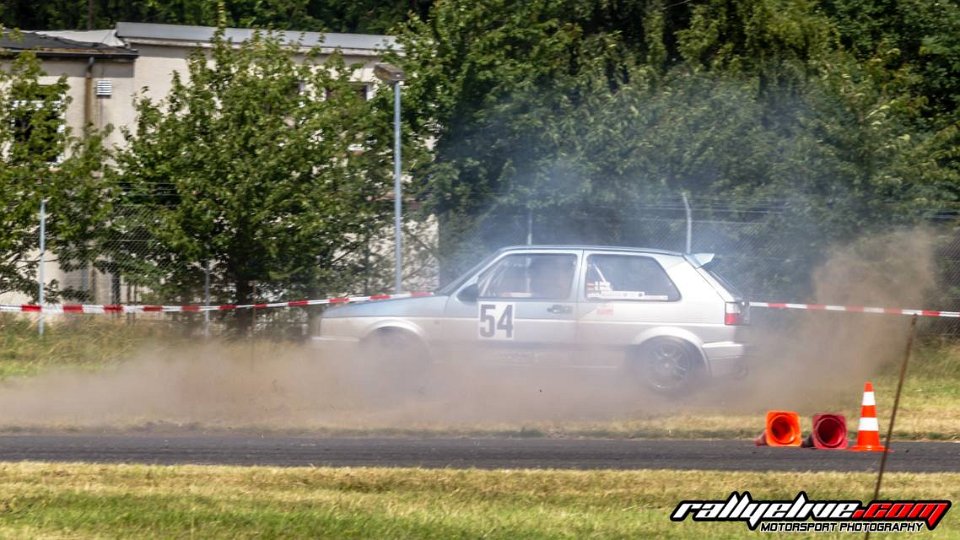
630,337,704,396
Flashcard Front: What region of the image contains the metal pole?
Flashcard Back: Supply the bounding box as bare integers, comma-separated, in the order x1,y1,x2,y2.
203,261,211,338
526,208,533,245
865,315,917,540
393,81,403,293
873,316,917,499
38,198,46,337
681,192,692,254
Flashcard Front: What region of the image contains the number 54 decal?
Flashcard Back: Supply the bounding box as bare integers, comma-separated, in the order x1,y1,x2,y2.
478,302,515,340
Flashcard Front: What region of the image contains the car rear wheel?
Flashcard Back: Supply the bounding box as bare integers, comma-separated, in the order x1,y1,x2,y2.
630,337,704,396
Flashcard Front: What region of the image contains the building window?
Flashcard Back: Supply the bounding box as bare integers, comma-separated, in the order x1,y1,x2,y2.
324,83,371,101
10,85,65,164
354,83,370,101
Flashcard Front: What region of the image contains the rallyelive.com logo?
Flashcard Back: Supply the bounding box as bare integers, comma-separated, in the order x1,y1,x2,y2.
670,491,951,533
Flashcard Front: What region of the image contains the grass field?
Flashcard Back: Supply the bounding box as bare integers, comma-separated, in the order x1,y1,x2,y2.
0,463,955,539
0,317,176,379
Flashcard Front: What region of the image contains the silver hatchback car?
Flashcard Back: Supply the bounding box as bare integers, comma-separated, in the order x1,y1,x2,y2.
317,246,748,394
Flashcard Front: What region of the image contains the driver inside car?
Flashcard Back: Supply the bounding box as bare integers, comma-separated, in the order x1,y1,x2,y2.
529,257,575,299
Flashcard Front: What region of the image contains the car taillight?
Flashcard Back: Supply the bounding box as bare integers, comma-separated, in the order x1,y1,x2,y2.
725,302,745,325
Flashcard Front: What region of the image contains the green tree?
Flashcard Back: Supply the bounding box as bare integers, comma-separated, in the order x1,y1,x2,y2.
107,31,401,329
820,0,960,122
399,0,959,296
397,0,650,276
0,51,110,301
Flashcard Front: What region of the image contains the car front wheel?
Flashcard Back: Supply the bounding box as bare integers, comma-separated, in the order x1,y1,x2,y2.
360,329,431,392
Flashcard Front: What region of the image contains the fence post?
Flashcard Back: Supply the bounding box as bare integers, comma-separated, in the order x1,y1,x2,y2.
526,207,534,245
203,261,211,338
38,198,46,337
681,192,692,254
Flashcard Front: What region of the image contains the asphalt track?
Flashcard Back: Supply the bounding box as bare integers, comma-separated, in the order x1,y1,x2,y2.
0,434,957,471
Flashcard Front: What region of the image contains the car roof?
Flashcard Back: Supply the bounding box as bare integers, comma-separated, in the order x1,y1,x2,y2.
496,245,685,257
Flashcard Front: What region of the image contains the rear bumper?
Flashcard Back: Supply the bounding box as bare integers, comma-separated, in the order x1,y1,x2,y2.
702,341,747,377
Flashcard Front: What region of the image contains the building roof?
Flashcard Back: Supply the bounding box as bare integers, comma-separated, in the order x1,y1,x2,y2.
0,30,138,59
2,23,394,61
37,29,126,48
115,22,396,53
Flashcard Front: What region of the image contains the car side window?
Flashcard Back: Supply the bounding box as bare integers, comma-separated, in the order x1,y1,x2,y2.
584,255,680,301
477,254,577,300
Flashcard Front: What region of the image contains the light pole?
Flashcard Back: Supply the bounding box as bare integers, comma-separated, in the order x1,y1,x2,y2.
38,198,46,337
374,63,405,293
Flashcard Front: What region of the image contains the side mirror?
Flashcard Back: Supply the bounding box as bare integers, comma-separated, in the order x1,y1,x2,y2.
458,283,479,303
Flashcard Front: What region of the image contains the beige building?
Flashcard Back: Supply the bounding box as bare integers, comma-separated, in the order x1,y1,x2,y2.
1,23,400,305
39,23,396,151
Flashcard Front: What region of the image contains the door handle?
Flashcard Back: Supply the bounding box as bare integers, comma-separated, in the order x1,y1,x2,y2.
547,304,572,314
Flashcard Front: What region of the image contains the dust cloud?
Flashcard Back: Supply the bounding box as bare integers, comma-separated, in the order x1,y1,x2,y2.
0,340,653,432
715,227,939,411
0,228,938,433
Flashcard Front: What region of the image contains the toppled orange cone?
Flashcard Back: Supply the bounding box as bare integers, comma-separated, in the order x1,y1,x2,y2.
801,413,847,449
850,382,886,452
754,410,802,447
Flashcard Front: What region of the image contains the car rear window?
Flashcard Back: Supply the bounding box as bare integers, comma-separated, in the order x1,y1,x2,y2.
585,255,680,301
706,268,743,299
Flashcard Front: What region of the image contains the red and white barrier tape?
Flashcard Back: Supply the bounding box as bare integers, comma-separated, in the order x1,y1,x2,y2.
4,295,957,319
749,302,960,319
0,291,433,315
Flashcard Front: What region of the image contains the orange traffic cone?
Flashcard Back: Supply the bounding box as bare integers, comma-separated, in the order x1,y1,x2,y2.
801,413,847,449
850,382,886,452
754,410,802,447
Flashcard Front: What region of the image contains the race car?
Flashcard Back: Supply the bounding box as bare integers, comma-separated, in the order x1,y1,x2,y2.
315,245,748,394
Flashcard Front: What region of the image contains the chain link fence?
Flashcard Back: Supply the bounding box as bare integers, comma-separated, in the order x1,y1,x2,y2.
10,194,960,337
442,195,960,337
9,201,438,338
